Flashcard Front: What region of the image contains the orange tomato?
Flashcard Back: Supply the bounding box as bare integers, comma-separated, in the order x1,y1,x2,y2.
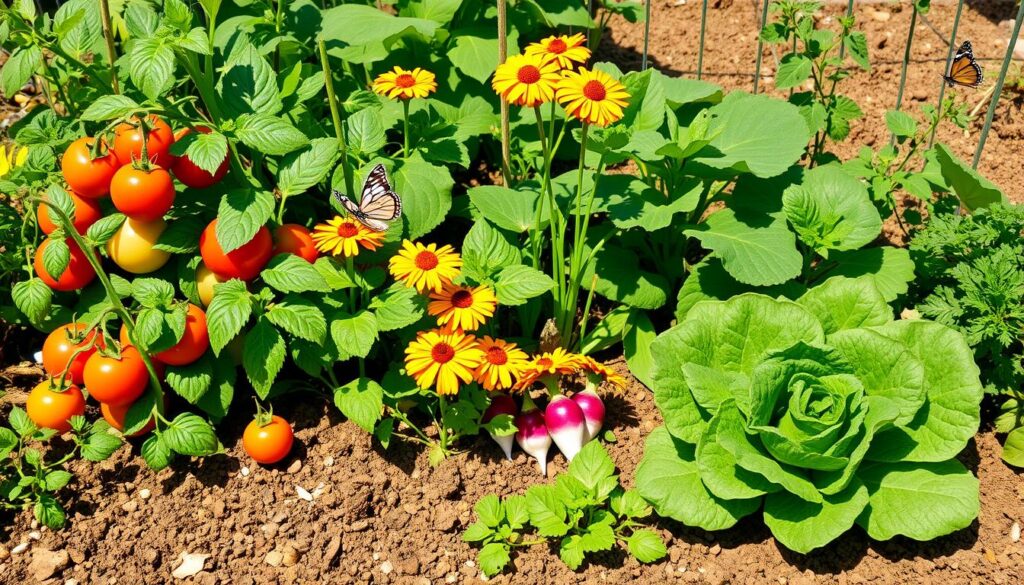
199,219,273,280
154,304,209,366
83,346,149,406
171,126,228,188
110,165,175,222
41,323,103,385
27,380,86,433
242,415,294,464
112,115,175,167
61,137,121,199
101,401,156,437
273,224,318,263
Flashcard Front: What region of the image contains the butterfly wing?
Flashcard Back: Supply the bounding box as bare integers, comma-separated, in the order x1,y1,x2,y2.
353,164,402,231
944,40,983,88
332,190,363,216
359,164,391,207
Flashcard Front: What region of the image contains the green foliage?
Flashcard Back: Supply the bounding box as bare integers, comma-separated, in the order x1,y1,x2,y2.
464,442,665,576
636,287,982,552
909,201,1024,466
0,410,119,529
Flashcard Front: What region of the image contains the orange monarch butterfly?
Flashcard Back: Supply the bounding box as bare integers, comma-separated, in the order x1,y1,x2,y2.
332,164,402,232
943,40,983,88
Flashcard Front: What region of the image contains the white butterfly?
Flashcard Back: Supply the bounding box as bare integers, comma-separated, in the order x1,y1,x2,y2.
332,164,402,232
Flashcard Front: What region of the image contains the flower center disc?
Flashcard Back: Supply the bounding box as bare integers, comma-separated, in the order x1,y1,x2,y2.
547,39,568,54
486,347,508,366
395,74,416,88
415,251,439,270
337,222,359,237
451,289,474,308
517,65,542,84
582,80,607,101
432,343,455,364
536,357,554,370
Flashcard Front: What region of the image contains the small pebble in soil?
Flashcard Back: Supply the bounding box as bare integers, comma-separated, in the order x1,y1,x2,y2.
381,560,394,575
139,488,151,500
296,486,313,502
240,466,250,477
265,550,284,567
11,542,29,555
28,530,41,540
1012,522,1021,542
323,456,334,467
286,460,302,474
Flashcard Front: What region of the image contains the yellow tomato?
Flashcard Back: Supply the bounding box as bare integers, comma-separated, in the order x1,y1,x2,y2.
196,263,227,307
106,217,171,274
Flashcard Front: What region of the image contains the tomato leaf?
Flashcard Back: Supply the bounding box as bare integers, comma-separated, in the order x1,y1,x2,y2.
265,295,327,343
206,279,252,354
165,354,214,404
141,433,173,470
330,310,378,360
234,114,308,156
242,317,287,399
12,278,52,323
85,213,125,247
277,138,340,197
42,238,70,280
81,95,140,122
81,421,122,461
261,254,331,293
33,494,66,529
333,377,384,433
215,189,274,254
162,413,220,456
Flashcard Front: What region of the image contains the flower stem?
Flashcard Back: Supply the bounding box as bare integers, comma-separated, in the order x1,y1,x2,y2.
98,0,120,94
402,99,411,160
497,0,512,185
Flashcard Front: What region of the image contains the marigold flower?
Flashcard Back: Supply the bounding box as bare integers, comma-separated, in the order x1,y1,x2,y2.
0,144,28,179
389,240,462,293
311,216,385,258
473,336,530,391
372,66,437,100
491,53,562,107
556,67,630,127
428,282,498,332
514,348,586,390
405,329,485,396
579,356,628,391
524,33,591,70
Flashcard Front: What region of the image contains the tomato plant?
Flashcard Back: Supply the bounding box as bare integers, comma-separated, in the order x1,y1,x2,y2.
60,137,120,199
154,304,209,366
109,165,175,222
200,220,273,280
106,217,171,274
34,237,95,291
83,346,149,406
26,380,86,433
242,414,294,464
41,323,102,385
112,115,175,167
273,224,317,263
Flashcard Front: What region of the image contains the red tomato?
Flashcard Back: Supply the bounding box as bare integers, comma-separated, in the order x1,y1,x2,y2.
172,126,228,189
61,137,121,199
37,191,103,235
101,401,155,437
154,304,209,366
110,164,175,222
83,346,149,406
115,325,168,377
27,380,86,433
242,414,294,464
41,323,103,385
113,115,175,167
34,237,96,291
273,224,318,263
199,219,273,280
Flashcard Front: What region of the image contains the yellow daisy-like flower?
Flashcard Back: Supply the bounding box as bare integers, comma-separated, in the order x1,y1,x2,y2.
311,216,386,258
524,33,591,70
372,66,437,101
580,356,628,391
405,329,485,396
0,144,28,179
473,337,530,391
556,67,630,127
389,240,462,293
514,348,585,390
428,282,498,332
491,53,562,107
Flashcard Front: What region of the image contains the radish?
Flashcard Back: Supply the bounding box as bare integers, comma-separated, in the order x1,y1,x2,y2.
515,394,551,475
545,394,586,462
571,389,605,442
482,393,518,460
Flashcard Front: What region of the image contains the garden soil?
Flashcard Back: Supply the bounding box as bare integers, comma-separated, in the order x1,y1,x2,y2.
3,1,1024,584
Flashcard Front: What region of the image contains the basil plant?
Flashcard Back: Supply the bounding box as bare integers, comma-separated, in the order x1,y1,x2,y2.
636,277,983,553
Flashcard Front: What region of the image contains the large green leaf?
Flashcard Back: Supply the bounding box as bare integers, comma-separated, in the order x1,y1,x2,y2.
796,276,892,335
685,207,802,287
933,143,1006,211
782,165,882,255
587,245,669,309
863,320,982,462
855,460,979,541
449,27,518,83
320,5,438,46
675,256,806,321
819,246,915,302
691,92,811,178
607,178,702,231
468,186,543,233
696,403,780,500
217,41,281,118
635,427,760,531
394,156,453,239
763,478,869,554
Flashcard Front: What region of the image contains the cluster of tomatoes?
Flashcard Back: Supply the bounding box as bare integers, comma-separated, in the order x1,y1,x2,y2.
28,115,314,464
